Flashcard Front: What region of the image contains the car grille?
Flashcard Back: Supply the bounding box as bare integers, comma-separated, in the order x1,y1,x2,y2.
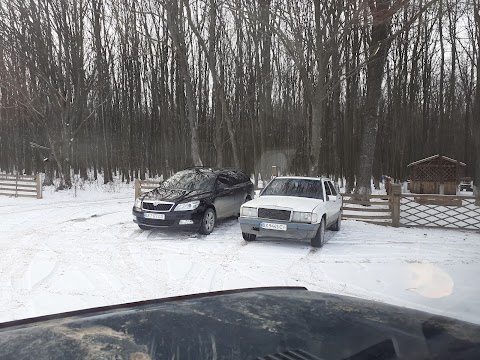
258,208,291,221
137,218,175,227
142,202,173,212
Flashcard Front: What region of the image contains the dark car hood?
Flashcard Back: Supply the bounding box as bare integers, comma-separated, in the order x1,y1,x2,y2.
1,287,479,360
142,187,213,203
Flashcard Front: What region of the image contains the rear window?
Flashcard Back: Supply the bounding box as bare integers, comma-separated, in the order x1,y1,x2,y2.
261,178,323,199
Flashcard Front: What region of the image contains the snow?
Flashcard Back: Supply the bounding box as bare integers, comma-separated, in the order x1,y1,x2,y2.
1,182,480,325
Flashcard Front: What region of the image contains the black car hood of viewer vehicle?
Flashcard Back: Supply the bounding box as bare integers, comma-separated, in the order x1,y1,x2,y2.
1,287,479,359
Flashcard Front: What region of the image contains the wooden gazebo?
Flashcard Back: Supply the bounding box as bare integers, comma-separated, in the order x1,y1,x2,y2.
407,155,466,195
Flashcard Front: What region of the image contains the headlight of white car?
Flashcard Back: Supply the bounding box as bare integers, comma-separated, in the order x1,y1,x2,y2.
292,211,312,223
134,198,142,210
240,207,258,217
174,200,200,211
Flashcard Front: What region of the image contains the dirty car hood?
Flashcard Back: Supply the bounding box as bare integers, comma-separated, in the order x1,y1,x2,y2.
1,287,479,360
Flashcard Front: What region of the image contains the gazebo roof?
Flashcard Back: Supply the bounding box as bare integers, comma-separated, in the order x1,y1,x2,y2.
407,154,466,167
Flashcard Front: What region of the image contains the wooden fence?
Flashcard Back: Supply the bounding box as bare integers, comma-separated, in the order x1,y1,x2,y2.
399,194,480,231
341,194,394,225
0,174,42,199
342,184,480,231
134,178,162,199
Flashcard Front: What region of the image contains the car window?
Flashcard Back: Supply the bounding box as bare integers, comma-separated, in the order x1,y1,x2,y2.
161,170,216,191
328,181,337,196
262,178,323,199
324,182,332,196
217,174,234,190
2,0,478,349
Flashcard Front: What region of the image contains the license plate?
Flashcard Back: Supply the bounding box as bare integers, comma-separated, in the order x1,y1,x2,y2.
144,213,165,220
260,222,287,231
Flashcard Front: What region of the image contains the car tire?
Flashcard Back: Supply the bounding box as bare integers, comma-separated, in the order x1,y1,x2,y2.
331,213,341,231
199,208,216,235
138,224,150,230
311,218,325,248
242,232,256,242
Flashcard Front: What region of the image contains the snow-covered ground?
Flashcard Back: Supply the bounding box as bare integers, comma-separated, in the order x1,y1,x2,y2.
1,182,480,325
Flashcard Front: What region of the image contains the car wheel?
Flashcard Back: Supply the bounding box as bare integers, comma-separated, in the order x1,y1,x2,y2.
242,232,256,242
331,213,341,231
311,218,325,248
138,224,150,230
199,208,216,235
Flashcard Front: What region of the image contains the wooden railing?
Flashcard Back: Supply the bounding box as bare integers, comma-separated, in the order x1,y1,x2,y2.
0,173,42,199
134,178,162,199
341,193,393,225
342,184,480,231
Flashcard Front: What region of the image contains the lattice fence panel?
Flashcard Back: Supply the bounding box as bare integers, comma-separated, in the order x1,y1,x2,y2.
414,165,440,182
400,195,480,231
413,164,457,182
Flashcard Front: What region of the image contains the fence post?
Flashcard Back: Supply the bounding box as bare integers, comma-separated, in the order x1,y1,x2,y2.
271,165,278,179
391,184,402,227
134,178,140,199
36,174,43,199
15,173,19,198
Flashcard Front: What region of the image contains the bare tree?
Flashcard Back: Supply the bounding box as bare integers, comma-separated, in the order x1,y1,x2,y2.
165,0,203,167
473,0,480,200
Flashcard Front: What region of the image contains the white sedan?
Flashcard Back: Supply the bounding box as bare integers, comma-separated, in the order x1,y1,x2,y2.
239,177,342,247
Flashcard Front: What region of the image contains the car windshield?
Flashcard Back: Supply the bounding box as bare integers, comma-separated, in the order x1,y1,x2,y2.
161,170,216,191
262,178,323,199
1,0,480,357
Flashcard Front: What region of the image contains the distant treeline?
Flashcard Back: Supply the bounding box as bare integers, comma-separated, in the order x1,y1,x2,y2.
0,0,479,192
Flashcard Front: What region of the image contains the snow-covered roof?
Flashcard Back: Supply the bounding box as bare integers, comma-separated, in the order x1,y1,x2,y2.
407,154,466,167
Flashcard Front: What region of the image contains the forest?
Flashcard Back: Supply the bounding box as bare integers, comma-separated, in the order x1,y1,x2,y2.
0,0,479,194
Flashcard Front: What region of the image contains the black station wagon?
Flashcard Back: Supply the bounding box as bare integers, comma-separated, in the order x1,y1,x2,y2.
133,167,254,234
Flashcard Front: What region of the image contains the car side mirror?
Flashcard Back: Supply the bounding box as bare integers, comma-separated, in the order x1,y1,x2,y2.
327,195,336,202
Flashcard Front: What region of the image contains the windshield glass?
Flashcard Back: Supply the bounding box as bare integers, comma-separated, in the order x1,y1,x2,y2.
262,178,323,199
1,0,480,356
161,170,215,191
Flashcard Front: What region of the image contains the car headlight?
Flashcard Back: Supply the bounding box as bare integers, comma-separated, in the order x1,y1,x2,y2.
174,200,200,211
240,206,258,217
134,198,142,210
292,211,312,223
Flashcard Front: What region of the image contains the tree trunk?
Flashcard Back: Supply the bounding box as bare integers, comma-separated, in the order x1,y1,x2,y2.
355,0,393,196
184,0,238,168
473,3,480,203
166,1,203,167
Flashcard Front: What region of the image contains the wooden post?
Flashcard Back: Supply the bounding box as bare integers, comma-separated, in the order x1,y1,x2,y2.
391,184,402,227
134,178,140,199
15,173,19,198
36,174,43,199
271,165,278,179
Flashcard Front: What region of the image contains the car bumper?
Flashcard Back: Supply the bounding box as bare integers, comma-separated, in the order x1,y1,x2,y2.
132,208,202,229
239,217,319,240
